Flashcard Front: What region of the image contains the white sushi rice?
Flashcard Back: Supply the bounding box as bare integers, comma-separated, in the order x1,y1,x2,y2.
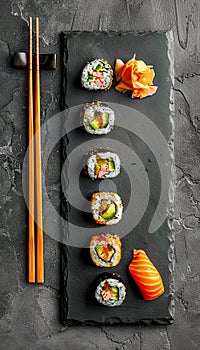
91,192,123,225
95,278,126,307
83,102,115,135
87,152,120,179
81,58,113,90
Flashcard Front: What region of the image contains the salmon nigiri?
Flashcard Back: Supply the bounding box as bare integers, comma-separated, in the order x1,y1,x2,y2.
129,249,164,300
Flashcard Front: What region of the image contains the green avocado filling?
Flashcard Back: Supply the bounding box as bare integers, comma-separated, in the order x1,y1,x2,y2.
95,64,103,72
95,244,115,262
101,283,119,302
87,64,103,82
99,200,116,220
111,287,119,300
89,112,109,130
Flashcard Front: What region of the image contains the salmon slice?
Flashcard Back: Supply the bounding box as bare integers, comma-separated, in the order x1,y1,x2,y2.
129,249,164,300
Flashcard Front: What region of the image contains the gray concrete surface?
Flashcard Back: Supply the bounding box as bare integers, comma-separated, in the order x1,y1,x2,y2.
0,0,200,349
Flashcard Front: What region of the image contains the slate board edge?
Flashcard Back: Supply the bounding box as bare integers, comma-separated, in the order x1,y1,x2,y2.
165,30,176,322
60,30,176,325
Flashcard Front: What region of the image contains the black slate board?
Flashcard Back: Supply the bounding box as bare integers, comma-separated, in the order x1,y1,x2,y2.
61,31,175,325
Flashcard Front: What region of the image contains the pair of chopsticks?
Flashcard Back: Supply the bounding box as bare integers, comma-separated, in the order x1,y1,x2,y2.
28,17,44,283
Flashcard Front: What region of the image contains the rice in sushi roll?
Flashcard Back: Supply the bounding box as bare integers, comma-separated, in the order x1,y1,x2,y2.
81,58,113,91
90,233,122,267
91,192,123,225
95,273,126,307
82,101,115,135
86,151,120,179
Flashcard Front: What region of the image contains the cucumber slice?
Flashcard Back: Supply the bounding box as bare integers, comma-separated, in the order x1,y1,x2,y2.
95,64,103,71
90,119,100,130
108,160,115,171
101,112,109,128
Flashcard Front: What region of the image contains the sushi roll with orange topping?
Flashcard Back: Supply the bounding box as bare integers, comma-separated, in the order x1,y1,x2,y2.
90,233,122,267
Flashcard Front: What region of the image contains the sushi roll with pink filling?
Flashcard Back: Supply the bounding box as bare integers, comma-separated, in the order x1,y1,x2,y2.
81,58,113,91
86,151,120,179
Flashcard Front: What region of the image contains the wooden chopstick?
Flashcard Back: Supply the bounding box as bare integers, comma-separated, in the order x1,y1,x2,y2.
28,16,35,283
35,17,44,283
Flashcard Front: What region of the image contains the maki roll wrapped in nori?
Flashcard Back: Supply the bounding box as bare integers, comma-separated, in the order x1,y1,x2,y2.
91,192,123,225
95,273,126,307
90,233,122,267
81,58,113,91
86,151,120,179
82,101,115,135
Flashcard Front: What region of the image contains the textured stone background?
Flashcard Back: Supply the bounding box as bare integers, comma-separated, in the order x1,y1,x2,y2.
0,0,200,349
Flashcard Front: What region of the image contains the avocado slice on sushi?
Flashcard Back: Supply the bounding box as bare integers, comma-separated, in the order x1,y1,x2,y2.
110,287,119,301
89,112,109,130
101,113,109,127
95,272,126,306
89,119,101,130
95,244,115,262
90,233,122,267
82,101,115,135
101,282,119,302
91,192,123,225
95,64,103,71
100,202,116,220
108,160,115,171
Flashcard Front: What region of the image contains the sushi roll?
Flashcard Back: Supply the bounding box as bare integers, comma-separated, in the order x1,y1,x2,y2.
91,192,123,225
95,273,126,307
86,151,120,179
82,101,115,135
90,233,122,267
81,58,113,91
